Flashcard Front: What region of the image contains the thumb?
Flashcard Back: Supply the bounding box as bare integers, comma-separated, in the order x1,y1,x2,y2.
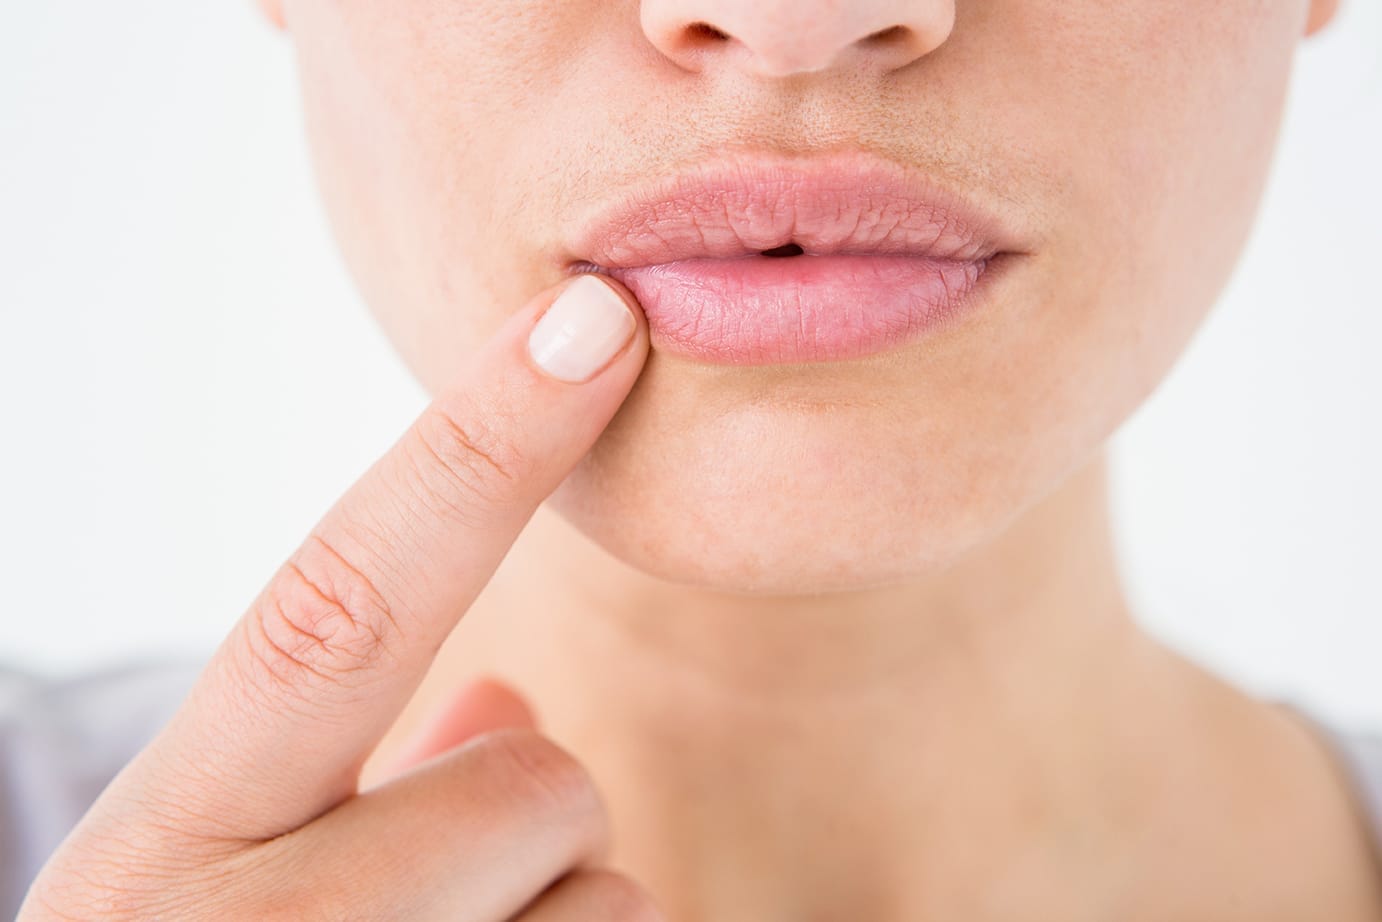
373,676,540,784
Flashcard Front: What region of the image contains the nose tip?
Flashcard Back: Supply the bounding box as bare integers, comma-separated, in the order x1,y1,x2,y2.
641,1,955,78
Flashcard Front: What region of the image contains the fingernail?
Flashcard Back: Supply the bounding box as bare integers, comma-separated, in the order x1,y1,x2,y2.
527,275,637,383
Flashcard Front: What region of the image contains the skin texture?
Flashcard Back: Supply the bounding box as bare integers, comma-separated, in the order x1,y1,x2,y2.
24,1,1378,921
281,0,1373,918
21,279,665,921
269,0,1318,594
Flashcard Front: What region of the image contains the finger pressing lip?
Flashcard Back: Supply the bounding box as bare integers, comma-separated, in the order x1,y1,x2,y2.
130,275,646,842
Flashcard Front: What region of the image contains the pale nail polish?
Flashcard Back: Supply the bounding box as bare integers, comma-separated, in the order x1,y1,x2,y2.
527,275,637,383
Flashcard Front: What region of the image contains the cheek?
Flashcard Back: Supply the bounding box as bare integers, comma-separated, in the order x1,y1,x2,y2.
552,4,1306,590
1020,2,1304,407
282,0,1307,593
889,0,1307,531
286,0,578,389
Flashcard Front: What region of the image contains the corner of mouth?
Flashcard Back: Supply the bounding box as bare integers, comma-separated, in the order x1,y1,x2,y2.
566,260,615,277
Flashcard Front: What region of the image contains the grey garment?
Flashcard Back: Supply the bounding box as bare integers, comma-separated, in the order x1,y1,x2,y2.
1,663,1380,919
0,658,202,919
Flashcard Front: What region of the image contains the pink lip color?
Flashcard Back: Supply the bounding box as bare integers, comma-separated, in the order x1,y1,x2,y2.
566,152,1021,366
606,253,988,365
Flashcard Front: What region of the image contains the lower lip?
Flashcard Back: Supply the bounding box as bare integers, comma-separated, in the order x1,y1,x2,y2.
598,254,992,365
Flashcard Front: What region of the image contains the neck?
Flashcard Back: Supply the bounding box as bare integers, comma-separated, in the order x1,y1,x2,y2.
491,448,1131,698
361,450,1382,919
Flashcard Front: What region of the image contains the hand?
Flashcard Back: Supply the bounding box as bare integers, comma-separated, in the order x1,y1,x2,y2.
20,275,665,921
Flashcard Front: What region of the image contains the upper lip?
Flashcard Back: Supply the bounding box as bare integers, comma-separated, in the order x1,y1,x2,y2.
565,150,1025,272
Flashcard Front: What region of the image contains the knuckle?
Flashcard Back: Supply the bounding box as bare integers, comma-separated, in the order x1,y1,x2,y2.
471,728,605,826
408,397,529,519
242,533,399,699
570,869,667,921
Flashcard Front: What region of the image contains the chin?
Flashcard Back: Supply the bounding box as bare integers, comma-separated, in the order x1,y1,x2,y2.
541,358,1050,597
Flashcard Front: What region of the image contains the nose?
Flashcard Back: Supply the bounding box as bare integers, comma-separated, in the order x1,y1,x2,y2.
640,0,956,78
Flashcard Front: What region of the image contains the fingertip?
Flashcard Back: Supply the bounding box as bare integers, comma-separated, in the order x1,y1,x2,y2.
527,274,648,384
464,674,542,733
372,676,542,783
581,272,647,328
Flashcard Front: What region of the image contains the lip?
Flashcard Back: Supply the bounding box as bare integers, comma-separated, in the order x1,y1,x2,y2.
564,151,1025,365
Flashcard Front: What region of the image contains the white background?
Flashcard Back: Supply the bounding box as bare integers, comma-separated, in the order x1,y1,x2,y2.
2,4,1379,727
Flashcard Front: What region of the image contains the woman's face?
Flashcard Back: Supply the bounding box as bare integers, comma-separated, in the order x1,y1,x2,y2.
265,1,1331,594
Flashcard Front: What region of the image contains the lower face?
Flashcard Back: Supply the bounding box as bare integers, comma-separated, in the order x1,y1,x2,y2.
280,1,1308,594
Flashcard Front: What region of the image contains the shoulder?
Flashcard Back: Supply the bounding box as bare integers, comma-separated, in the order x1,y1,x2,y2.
0,657,204,919
1285,702,1382,867
1321,725,1382,841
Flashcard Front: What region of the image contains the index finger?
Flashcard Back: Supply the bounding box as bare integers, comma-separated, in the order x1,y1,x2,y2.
134,275,646,841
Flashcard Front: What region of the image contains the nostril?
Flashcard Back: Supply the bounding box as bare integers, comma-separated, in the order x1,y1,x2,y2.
686,21,731,43
761,243,805,257
864,25,910,45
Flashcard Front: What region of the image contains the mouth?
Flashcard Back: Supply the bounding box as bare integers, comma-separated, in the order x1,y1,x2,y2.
564,151,1028,366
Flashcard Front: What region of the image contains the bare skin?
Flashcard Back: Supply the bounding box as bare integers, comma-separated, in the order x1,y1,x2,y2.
359,454,1382,920
20,278,666,921
24,0,1382,919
